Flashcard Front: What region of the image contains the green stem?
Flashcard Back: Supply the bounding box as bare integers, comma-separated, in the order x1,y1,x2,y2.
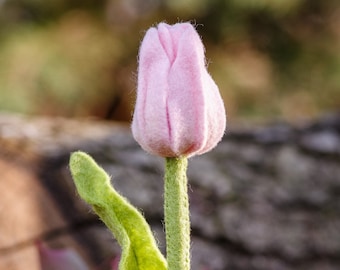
164,157,190,270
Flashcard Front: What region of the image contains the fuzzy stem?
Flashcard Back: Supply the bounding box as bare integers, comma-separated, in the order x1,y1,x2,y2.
164,157,190,270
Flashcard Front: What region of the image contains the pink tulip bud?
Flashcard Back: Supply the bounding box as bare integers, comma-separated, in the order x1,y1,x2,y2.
132,22,226,157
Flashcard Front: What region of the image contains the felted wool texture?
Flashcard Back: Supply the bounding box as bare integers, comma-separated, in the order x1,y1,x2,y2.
164,157,190,270
69,151,167,270
132,22,226,158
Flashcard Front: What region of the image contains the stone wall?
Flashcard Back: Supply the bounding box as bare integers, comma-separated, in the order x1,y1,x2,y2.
0,113,339,270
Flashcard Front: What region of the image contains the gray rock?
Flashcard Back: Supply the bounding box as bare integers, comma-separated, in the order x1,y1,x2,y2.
1,113,340,270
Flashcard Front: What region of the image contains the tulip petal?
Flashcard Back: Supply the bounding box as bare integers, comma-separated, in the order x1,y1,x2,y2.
132,27,172,155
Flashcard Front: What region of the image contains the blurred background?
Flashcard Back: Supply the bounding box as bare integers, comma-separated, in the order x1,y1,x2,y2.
1,0,339,123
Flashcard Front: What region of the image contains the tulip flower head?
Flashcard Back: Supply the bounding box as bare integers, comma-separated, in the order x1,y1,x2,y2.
132,22,226,157
69,21,226,270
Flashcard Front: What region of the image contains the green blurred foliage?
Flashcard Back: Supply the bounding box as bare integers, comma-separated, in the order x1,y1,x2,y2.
0,0,339,122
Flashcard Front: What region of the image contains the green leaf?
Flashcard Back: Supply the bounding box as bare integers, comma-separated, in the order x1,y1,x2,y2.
69,151,167,270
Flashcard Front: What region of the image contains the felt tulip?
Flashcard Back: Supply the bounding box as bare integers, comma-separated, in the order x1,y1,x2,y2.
132,22,226,158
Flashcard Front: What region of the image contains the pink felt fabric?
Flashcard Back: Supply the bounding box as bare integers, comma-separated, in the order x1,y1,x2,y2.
132,22,226,157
